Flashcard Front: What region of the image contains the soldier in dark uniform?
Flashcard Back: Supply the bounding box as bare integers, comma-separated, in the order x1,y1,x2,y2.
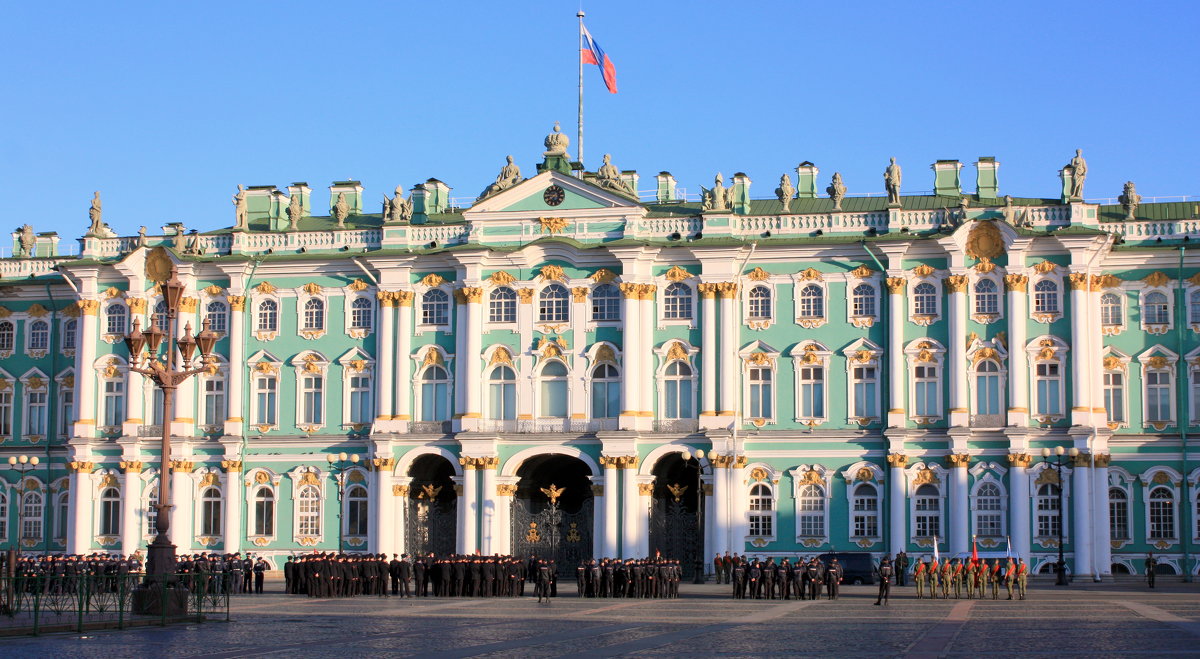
1145,552,1158,588
875,556,893,606
825,558,842,600
807,558,823,601
895,551,909,587
536,560,553,603
253,557,267,593
747,560,762,599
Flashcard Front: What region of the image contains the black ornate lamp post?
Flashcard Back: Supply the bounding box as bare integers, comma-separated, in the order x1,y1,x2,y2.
1041,445,1078,586
124,268,218,582
680,449,709,584
326,452,360,552
7,455,41,553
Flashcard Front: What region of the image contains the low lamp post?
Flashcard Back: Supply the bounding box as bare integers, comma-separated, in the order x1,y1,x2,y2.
8,455,42,555
680,449,709,584
1041,445,1077,586
326,452,360,552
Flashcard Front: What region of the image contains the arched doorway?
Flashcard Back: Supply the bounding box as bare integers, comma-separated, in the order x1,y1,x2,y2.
648,451,702,578
405,454,457,556
510,454,594,573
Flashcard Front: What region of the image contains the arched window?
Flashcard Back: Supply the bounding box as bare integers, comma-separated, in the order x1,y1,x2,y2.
1144,292,1169,325
538,361,568,417
1101,293,1123,326
663,361,694,419
0,321,13,353
99,487,121,536
796,483,825,537
20,491,43,541
253,487,275,536
488,287,517,323
538,284,570,323
104,305,127,336
62,318,78,352
488,366,517,420
303,298,325,331
973,482,1003,537
422,289,449,325
748,483,774,537
297,484,321,536
913,282,937,316
798,284,823,319
1149,486,1176,540
591,364,620,419
205,301,229,334
200,486,223,536
851,283,876,318
1033,280,1059,314
748,366,773,419
851,483,879,538
1035,483,1061,538
1190,290,1200,325
152,301,168,332
146,489,158,536
748,286,772,320
1109,488,1129,540
350,297,373,331
591,284,620,321
974,360,1003,416
914,484,940,538
346,484,368,536
419,365,450,422
663,282,692,320
974,279,1000,315
28,320,49,351
256,299,278,332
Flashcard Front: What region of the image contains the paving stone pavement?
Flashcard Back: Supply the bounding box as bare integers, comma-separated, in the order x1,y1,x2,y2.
5,579,1200,657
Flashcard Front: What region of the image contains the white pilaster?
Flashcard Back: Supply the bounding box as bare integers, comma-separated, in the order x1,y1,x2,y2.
949,461,969,555
68,467,94,554
1068,276,1090,425
395,295,413,429
718,288,738,420
602,461,619,558
120,466,141,555
619,287,640,430
122,372,144,437
888,457,907,557
394,477,411,556
1009,456,1031,562
460,463,478,554
1092,457,1111,580
886,281,906,427
947,280,968,427
462,292,483,430
635,474,653,557
1071,455,1093,576
479,463,496,554
371,464,395,556
493,478,515,556
375,295,396,428
700,290,718,424
1007,277,1029,426
170,467,194,554
639,294,656,420
620,462,639,557
223,467,242,555
75,302,99,438
225,297,246,436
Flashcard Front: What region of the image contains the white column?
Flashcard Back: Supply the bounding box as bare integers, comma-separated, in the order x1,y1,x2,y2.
602,460,619,558
1009,455,1031,562
620,460,639,557
619,286,640,429
700,289,718,421
394,478,411,556
225,296,246,436
172,312,196,438
731,462,749,550
375,294,395,427
635,475,652,557
395,294,413,428
75,301,100,437
459,463,478,554
1007,277,1029,426
123,372,144,437
492,480,514,556
223,466,242,555
170,466,194,554
1068,275,1090,425
371,462,395,556
480,461,496,554
1071,455,1093,577
949,459,969,555
120,465,141,555
639,292,656,421
947,278,968,427
718,286,738,420
453,299,468,425
886,280,906,427
462,290,484,430
888,456,907,557
68,466,94,554
591,476,604,559
1092,456,1112,579
711,461,729,556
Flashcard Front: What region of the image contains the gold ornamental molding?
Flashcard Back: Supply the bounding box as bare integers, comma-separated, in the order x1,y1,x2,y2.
537,216,569,233
302,282,322,295
590,268,617,284
489,346,514,367
965,221,1004,260
973,258,997,274
1031,260,1058,275
393,484,410,497
911,263,936,277
1004,274,1028,292
118,461,142,473
912,467,939,485
538,264,567,282
420,273,447,287
371,457,396,471
637,483,655,496
746,267,771,281
488,270,517,286
1034,468,1059,486
665,341,689,362
571,286,589,302
1067,273,1090,291
170,460,195,473
496,484,518,496
348,278,370,292
226,295,246,311
849,265,874,278
664,265,693,282
1143,271,1170,288
715,282,739,299
254,281,276,295
1092,273,1122,290
126,297,147,314
697,282,719,299
945,275,968,293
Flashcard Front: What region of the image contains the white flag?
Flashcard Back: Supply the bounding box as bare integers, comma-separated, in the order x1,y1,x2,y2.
933,535,940,564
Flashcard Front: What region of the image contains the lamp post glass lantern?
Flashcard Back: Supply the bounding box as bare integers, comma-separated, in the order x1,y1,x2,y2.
123,268,219,582
1041,445,1077,586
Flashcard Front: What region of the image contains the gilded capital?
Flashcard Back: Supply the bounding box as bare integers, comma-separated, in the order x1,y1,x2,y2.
179,297,199,313
1067,272,1090,291
945,275,969,294
619,282,641,299
946,453,970,468
885,277,906,294
1093,454,1112,468
377,290,397,307
1070,452,1092,468
118,460,143,473
458,456,477,470
126,297,148,314
885,453,908,468
1004,274,1028,292
616,455,639,469
79,300,101,316
395,290,414,307
715,282,740,299
220,460,242,473
68,461,96,473
371,457,397,471
1006,453,1033,468
698,283,719,299
393,484,410,497
169,460,195,473
572,286,589,302
516,288,534,304
226,295,246,311
637,483,655,496
496,484,518,496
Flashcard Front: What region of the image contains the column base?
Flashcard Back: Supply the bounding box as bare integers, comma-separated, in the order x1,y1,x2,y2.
887,411,907,428
1007,411,1029,427
948,410,969,427
223,420,244,436
699,416,731,430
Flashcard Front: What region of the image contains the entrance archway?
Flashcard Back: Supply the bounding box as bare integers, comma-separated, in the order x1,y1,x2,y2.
510,454,594,573
648,451,702,578
406,454,457,556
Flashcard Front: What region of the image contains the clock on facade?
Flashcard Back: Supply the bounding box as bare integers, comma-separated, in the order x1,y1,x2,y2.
543,185,565,206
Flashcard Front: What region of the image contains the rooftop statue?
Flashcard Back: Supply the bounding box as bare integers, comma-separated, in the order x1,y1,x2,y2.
136,226,148,247
383,186,412,224
333,192,350,227
1119,181,1141,220
1068,149,1087,199
87,191,114,237
775,174,795,213
286,194,302,230
232,185,249,231
15,224,35,258
596,154,635,196
884,158,902,207
477,156,524,201
701,173,732,212
544,121,570,157
827,172,846,211
184,230,202,255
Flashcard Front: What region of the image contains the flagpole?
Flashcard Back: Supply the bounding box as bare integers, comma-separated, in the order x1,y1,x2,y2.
577,10,585,170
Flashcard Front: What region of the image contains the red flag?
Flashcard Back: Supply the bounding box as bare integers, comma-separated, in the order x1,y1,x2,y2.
581,24,618,94
971,536,979,566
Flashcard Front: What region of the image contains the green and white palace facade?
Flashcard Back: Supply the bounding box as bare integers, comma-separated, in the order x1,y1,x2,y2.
1,132,1198,579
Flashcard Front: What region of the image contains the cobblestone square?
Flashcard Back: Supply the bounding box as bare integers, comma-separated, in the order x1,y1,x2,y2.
5,579,1200,658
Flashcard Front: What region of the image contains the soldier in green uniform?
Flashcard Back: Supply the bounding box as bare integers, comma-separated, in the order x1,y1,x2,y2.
951,559,963,599
1004,558,1017,600
989,560,1001,600
1016,558,1028,600
939,560,951,599
914,560,926,599
928,558,940,599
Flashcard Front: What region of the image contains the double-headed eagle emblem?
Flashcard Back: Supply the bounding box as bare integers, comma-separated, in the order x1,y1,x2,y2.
540,483,566,505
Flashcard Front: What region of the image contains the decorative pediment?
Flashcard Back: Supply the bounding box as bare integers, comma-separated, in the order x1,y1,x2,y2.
463,170,647,217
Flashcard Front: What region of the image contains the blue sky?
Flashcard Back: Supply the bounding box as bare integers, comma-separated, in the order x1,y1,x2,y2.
5,0,1198,239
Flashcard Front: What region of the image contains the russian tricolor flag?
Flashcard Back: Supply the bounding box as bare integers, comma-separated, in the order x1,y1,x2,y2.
581,24,618,94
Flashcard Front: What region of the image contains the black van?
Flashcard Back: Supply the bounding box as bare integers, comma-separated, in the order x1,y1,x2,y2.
817,552,876,585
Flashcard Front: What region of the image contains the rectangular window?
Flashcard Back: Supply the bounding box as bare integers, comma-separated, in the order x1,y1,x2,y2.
797,366,824,419
1146,371,1172,422
203,379,226,427
421,380,449,422
254,495,274,536
852,492,879,538
914,365,939,417
26,391,47,436
1104,371,1125,423
103,381,124,427
59,389,74,436
1109,495,1128,540
1035,363,1062,416
347,499,368,536
302,376,324,425
749,514,773,537
797,499,824,537
748,367,773,419
255,377,277,426
0,390,10,436
349,376,372,424
62,320,78,351
852,366,878,418
1036,495,1061,537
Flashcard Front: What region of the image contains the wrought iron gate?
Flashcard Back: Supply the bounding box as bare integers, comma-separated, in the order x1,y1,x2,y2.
511,498,593,574
649,498,702,578
405,498,457,556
